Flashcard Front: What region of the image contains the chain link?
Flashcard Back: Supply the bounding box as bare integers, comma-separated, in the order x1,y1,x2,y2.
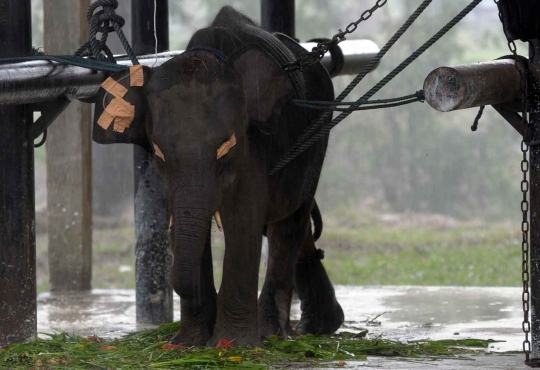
522,136,532,360
494,0,532,364
283,0,388,72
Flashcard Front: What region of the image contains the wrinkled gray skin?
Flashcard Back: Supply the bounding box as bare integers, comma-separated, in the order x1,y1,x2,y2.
93,6,343,347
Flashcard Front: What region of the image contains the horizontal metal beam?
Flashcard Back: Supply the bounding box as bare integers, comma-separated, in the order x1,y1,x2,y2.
0,39,379,105
423,59,522,112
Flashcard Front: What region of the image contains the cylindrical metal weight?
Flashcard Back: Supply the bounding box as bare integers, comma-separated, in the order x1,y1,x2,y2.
423,59,522,112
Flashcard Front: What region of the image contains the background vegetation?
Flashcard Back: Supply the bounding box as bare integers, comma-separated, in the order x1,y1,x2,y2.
30,0,527,292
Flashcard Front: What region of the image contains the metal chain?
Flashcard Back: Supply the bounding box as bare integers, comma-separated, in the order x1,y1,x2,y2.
283,0,388,71
494,0,533,365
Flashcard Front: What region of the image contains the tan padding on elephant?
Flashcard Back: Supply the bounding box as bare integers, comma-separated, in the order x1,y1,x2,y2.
216,133,236,159
97,66,147,133
130,65,144,87
97,98,135,133
101,76,128,98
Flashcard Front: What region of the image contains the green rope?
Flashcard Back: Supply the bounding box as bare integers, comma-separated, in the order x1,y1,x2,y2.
0,55,126,73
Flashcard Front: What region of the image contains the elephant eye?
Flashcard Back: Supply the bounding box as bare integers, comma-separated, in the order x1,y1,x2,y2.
216,133,236,160
153,142,165,162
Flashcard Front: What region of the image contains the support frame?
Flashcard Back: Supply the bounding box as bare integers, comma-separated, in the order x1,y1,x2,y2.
0,0,36,348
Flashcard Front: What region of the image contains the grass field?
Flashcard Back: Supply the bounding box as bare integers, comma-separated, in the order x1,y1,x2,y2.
36,213,522,294
322,224,521,286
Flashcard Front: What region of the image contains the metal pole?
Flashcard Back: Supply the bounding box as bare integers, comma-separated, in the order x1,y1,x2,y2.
0,41,379,105
261,0,295,37
0,0,36,347
132,0,172,325
529,38,540,360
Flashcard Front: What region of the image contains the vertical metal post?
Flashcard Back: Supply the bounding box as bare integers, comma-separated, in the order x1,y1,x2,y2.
132,0,172,325
0,0,36,347
529,38,540,359
261,0,295,37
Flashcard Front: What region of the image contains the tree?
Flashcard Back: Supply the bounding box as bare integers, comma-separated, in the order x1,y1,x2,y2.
315,0,521,220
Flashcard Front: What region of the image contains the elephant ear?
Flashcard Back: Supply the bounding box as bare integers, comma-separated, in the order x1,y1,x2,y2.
92,65,153,152
228,44,295,134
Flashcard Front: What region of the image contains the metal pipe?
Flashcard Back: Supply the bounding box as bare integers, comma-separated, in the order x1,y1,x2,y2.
261,0,295,37
0,0,36,347
529,38,540,361
423,59,522,112
132,0,168,55
303,40,379,77
132,0,173,326
0,39,380,105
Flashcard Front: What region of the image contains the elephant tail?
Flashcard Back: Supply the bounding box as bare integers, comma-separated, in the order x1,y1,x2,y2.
311,201,323,242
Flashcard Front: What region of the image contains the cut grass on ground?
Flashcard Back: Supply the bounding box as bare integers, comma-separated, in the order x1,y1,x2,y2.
0,322,500,369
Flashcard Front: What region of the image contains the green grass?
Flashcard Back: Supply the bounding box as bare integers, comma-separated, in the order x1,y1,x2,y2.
324,241,520,286
321,223,520,286
322,224,517,250
36,218,521,294
0,322,499,369
92,227,137,290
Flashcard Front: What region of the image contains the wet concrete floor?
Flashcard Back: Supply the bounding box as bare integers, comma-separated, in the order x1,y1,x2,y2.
38,286,529,369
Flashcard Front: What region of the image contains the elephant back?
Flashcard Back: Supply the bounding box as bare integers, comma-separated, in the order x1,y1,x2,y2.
210,6,306,100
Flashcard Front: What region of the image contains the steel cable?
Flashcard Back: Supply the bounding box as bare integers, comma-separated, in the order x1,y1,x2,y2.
271,0,433,174
271,0,483,175
292,91,424,107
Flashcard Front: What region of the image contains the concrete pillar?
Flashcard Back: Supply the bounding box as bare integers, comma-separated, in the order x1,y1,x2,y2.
44,0,92,291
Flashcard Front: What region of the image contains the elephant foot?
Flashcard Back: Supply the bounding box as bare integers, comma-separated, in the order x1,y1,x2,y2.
169,298,216,346
296,296,344,335
207,328,263,348
169,323,213,346
258,284,294,338
295,250,344,335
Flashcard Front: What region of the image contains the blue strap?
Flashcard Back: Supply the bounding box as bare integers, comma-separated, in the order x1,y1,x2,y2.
186,46,227,62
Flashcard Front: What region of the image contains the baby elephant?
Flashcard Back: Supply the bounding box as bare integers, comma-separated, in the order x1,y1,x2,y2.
92,6,343,346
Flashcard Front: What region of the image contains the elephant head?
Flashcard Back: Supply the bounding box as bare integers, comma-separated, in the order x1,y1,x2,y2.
92,38,295,298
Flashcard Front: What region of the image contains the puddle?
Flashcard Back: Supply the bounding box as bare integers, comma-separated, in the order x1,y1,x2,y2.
38,286,525,352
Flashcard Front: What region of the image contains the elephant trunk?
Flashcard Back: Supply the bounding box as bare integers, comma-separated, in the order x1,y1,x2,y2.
170,184,213,302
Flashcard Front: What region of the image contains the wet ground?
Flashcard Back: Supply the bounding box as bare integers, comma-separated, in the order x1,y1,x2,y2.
38,286,529,369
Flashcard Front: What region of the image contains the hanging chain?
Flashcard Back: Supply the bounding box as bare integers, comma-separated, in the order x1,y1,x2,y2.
494,0,533,365
513,35,532,370
521,135,532,363
283,0,388,72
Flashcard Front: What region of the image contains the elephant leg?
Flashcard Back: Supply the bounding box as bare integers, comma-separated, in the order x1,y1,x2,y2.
295,208,344,335
258,201,312,339
207,182,266,347
169,228,217,345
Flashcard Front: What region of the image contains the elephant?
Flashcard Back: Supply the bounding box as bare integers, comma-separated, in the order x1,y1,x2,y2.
92,6,343,347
